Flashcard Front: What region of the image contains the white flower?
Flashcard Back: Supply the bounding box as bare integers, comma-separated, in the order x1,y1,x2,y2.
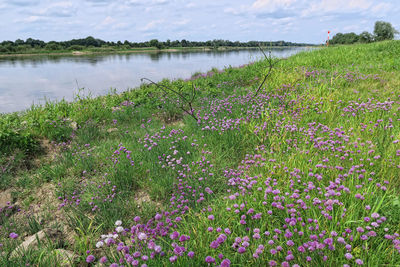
96,241,104,248
100,235,107,239
138,232,147,240
116,226,124,233
115,220,122,226
113,234,118,239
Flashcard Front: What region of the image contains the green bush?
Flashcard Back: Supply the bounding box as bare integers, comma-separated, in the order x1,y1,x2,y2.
68,45,85,51
0,128,38,154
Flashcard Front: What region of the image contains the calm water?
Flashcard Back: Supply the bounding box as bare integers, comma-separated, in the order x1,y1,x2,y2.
0,47,311,113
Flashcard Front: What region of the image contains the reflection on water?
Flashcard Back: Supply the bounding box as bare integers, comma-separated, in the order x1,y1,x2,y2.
0,47,311,113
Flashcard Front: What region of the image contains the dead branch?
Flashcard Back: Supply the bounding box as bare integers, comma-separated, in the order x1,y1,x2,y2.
140,78,198,121
254,44,279,97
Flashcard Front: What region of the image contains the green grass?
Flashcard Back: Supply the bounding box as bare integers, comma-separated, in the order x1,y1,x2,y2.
0,40,399,266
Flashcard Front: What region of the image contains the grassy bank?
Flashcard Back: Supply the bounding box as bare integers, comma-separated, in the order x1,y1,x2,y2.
0,41,399,266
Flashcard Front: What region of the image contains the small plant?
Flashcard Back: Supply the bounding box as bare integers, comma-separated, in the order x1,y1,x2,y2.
26,215,43,235
67,213,103,259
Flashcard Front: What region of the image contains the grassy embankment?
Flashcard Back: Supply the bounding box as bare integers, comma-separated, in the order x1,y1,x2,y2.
0,41,399,266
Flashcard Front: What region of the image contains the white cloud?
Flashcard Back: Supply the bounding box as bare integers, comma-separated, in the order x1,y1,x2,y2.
125,0,169,5
95,16,130,30
225,0,300,20
173,19,189,26
343,24,361,32
185,2,196,8
303,0,372,17
371,2,392,15
14,15,46,23
30,1,77,17
101,16,115,26
141,19,164,31
251,0,297,10
1,0,399,43
6,0,38,6
112,22,129,30
224,6,246,15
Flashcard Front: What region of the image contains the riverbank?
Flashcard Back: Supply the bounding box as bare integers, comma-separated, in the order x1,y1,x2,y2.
0,45,313,58
0,40,399,266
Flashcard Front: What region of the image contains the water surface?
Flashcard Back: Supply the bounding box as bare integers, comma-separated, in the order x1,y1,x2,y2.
0,47,311,113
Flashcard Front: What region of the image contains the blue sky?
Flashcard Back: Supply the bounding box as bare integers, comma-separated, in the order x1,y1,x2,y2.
0,0,399,44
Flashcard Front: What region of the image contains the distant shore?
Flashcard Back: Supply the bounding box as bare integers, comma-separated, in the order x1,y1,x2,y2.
0,46,314,58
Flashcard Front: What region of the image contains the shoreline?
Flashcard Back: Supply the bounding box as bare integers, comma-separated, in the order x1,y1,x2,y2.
0,46,313,58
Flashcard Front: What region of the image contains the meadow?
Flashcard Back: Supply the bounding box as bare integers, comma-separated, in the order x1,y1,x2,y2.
0,40,399,266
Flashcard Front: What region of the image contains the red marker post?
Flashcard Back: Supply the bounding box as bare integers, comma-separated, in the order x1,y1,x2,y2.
327,31,330,46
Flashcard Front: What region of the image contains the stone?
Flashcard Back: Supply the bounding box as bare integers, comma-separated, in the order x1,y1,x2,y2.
10,228,64,258
107,128,118,133
10,230,46,258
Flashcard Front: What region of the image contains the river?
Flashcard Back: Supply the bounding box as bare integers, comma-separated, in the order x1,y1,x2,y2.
0,47,312,113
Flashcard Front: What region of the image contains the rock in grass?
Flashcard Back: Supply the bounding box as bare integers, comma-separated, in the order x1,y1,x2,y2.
10,230,46,258
107,128,118,133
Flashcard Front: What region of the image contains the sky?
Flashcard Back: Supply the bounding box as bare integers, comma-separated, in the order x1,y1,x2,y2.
0,0,399,44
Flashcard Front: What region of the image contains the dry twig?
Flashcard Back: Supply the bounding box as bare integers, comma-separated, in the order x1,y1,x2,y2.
254,44,279,97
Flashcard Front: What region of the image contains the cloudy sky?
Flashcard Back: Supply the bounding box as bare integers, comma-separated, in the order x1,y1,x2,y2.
1,0,399,44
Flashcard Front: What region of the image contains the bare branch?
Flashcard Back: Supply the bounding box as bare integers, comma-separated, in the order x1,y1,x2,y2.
254,44,279,97
140,78,188,102
141,78,198,121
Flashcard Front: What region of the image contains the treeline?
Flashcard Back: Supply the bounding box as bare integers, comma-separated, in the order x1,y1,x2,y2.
0,37,312,53
330,21,398,45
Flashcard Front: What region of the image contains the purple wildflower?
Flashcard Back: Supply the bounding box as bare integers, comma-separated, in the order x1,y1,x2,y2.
86,255,95,263
345,253,353,260
221,258,231,267
9,232,18,239
205,256,215,263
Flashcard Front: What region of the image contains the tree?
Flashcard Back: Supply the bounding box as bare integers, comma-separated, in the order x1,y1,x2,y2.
330,32,359,45
149,39,162,49
359,31,374,43
85,36,100,47
15,39,24,45
45,42,60,50
181,39,188,47
374,21,399,41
